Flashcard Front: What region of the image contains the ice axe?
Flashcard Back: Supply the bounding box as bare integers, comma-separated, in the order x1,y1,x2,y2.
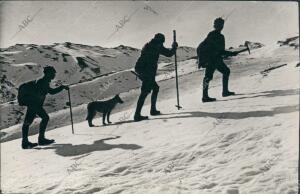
245,42,250,54
55,80,74,134
173,30,182,110
234,42,251,55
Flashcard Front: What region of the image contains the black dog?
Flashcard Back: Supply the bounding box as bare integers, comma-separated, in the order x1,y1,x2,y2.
86,95,124,127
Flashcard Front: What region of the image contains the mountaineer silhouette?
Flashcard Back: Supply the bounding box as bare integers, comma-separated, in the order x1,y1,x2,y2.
197,17,238,102
133,33,178,121
18,66,69,149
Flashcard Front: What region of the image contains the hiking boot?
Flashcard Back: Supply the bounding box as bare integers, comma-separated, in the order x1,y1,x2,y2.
202,96,217,103
88,123,95,127
38,138,55,146
202,79,216,103
150,110,161,116
222,91,235,97
134,115,149,122
22,141,38,149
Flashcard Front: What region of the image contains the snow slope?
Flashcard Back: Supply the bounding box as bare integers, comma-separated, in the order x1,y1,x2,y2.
1,59,298,193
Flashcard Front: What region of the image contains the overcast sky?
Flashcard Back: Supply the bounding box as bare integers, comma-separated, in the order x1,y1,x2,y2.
1,1,298,49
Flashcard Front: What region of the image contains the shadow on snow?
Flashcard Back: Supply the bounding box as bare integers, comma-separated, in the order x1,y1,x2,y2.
35,136,142,157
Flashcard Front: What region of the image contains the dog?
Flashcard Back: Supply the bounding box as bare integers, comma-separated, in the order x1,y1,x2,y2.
86,94,124,127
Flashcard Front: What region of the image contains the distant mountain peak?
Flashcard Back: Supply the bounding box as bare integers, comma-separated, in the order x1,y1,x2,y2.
277,36,299,48
114,45,139,51
241,41,265,49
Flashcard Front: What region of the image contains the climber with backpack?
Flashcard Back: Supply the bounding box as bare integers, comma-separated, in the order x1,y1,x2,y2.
133,33,178,122
18,66,69,149
197,17,238,102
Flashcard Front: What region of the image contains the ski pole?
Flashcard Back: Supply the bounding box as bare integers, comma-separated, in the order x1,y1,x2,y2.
173,30,182,110
66,88,74,134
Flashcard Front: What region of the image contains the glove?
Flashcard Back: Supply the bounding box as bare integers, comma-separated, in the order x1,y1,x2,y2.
172,41,178,49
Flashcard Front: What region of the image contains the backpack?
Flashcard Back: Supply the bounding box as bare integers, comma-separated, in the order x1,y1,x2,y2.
196,40,211,69
17,80,37,106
